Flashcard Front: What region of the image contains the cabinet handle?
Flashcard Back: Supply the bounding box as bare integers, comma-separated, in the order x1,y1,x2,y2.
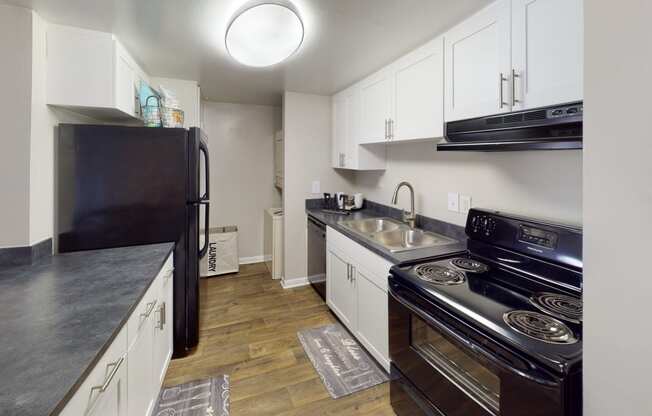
157,302,166,330
390,119,394,141
384,119,388,141
90,356,124,394
350,266,356,284
141,301,156,318
499,73,508,108
511,69,520,106
346,264,350,281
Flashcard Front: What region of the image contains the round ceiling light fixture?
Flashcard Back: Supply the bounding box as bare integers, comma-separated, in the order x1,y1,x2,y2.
225,1,304,67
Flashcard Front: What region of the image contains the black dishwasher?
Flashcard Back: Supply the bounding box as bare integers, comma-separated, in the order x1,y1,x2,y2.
307,216,327,300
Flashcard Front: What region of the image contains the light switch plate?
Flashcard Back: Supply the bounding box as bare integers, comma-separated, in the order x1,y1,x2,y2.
459,195,472,214
447,192,460,212
311,180,320,194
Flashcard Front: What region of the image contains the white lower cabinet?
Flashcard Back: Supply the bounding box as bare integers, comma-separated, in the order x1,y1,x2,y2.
355,267,389,368
153,266,174,386
326,245,357,329
326,227,392,371
60,253,174,416
127,291,157,416
60,328,128,416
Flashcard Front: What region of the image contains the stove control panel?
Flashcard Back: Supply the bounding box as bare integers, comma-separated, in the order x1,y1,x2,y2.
470,215,496,237
465,208,582,270
518,225,558,249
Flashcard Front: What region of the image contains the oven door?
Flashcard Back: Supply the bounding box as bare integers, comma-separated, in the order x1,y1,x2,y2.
388,278,566,416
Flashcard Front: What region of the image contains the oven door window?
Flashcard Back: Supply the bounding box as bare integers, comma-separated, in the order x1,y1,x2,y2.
411,315,500,413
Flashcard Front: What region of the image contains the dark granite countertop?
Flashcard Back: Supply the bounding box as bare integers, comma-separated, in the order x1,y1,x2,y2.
306,201,467,264
0,242,175,416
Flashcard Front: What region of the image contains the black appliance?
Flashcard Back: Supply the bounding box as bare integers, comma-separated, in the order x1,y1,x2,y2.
438,101,583,151
389,208,582,416
307,216,327,300
57,124,210,357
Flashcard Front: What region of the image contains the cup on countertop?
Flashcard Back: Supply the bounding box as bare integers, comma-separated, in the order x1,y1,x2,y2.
353,193,364,209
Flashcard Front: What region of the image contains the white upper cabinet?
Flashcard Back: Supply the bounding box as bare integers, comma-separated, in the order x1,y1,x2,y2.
444,0,511,122
332,92,349,168
393,38,444,141
445,0,584,121
332,87,386,170
511,0,583,110
359,70,393,144
47,24,149,120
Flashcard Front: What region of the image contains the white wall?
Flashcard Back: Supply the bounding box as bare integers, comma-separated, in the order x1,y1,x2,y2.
29,10,53,245
0,4,32,248
201,101,281,261
282,92,355,285
584,1,652,415
355,142,582,226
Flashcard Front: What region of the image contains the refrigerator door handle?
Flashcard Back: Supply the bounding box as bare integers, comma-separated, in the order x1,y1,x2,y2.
199,139,210,201
199,201,210,259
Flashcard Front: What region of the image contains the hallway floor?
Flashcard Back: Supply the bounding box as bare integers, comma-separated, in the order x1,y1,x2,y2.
163,263,396,415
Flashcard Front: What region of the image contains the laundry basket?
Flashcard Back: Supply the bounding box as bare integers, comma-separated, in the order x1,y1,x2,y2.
200,226,239,277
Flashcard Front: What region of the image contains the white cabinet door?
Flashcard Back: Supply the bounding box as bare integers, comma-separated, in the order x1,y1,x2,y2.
86,359,128,416
332,93,348,168
128,299,156,416
326,246,356,330
47,24,115,109
59,329,128,416
344,89,361,169
355,267,390,372
393,38,444,141
359,71,393,144
444,0,511,121
114,53,135,116
153,268,173,387
511,0,583,110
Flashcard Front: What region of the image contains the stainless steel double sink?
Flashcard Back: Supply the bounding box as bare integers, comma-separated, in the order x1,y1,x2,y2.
338,217,457,253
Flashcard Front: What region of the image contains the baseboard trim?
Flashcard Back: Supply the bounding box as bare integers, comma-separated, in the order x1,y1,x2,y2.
239,255,266,265
281,276,310,289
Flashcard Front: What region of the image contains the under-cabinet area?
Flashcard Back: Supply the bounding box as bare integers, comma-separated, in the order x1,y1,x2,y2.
1,0,649,415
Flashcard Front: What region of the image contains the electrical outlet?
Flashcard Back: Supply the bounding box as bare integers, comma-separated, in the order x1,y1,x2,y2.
459,195,472,214
311,180,320,194
447,192,460,212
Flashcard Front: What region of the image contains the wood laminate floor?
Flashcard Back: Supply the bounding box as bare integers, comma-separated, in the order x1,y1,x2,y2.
163,263,397,416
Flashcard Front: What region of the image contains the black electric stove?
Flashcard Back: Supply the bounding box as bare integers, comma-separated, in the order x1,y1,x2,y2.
388,208,582,416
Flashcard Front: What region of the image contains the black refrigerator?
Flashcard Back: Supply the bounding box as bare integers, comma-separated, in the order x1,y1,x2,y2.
57,124,210,357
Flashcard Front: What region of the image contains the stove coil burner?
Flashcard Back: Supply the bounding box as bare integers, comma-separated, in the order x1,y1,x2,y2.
414,263,466,286
450,258,489,273
530,292,583,323
503,310,577,344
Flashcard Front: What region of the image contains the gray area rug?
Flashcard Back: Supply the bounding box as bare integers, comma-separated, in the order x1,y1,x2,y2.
298,323,389,399
152,375,230,416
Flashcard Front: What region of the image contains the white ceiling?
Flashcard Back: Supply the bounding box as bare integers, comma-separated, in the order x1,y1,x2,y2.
5,0,490,105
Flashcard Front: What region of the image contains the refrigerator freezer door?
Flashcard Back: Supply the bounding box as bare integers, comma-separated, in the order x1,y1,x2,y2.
57,124,187,252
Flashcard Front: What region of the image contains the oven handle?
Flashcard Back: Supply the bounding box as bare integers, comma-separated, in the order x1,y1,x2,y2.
388,282,558,387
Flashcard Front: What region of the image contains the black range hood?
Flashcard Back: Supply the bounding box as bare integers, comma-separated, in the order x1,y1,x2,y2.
438,101,583,152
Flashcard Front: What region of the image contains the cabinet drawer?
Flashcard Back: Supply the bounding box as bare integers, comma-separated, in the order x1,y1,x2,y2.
160,253,174,290
59,327,127,416
127,252,172,347
127,279,159,348
327,226,393,291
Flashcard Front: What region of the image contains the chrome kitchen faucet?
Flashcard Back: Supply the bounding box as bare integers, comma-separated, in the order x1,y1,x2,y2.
391,181,416,228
